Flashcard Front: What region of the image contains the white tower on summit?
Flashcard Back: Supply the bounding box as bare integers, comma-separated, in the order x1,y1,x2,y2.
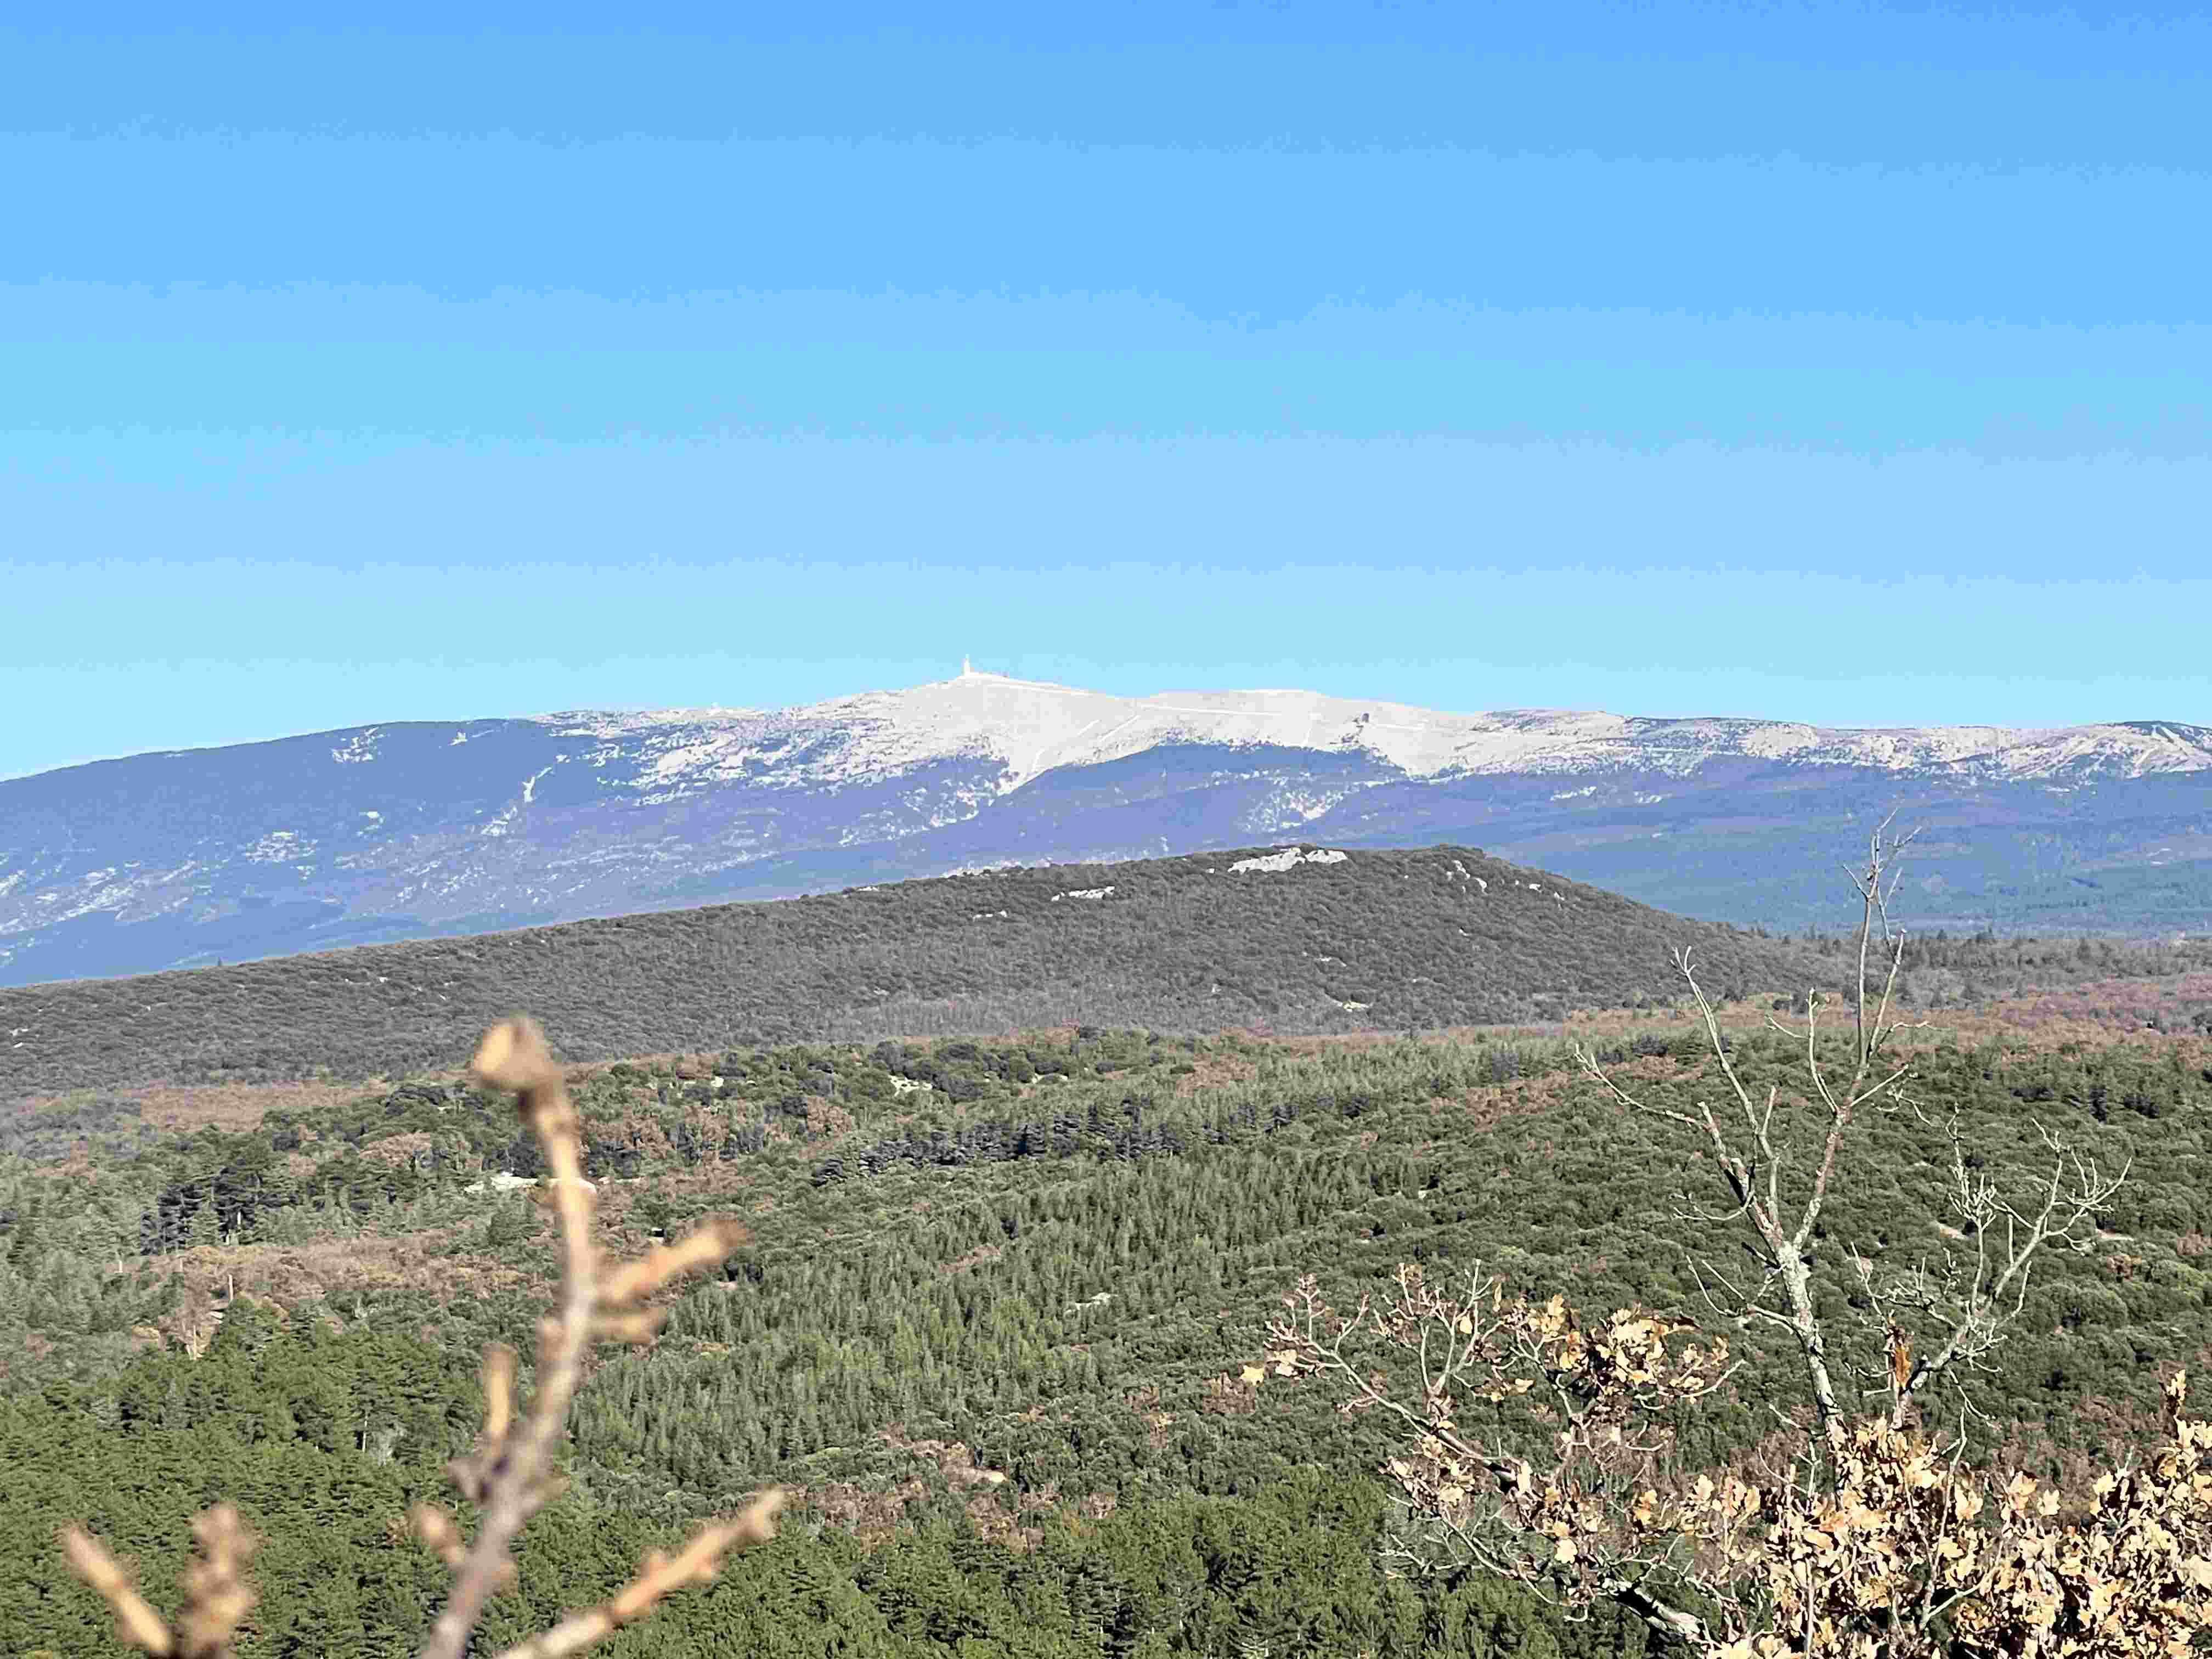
962,656,974,676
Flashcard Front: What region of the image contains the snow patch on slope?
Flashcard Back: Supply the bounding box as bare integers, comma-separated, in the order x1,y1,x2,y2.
246,831,309,864
1229,847,1351,874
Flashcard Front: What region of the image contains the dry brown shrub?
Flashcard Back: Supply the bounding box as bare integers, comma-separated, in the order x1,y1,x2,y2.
1171,1054,1258,1094
941,1242,1003,1274
132,1231,541,1322
11,1076,397,1133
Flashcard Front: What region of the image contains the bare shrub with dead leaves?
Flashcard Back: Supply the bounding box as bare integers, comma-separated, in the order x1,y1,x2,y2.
1248,824,2207,1658
59,1016,783,1659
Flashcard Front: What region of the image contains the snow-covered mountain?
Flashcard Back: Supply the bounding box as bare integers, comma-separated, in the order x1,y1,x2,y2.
5,667,2211,986
506,668,2212,792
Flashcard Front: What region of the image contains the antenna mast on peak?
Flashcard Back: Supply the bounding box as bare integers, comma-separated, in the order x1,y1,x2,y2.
962,656,973,677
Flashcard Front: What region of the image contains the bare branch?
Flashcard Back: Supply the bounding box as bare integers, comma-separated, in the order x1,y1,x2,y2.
64,1013,774,1659
60,1529,174,1657
175,1507,257,1659
1255,826,2185,1655
419,1018,605,1659
420,1017,770,1659
60,1504,258,1659
1571,825,1931,1447
489,1492,785,1659
1888,1108,2130,1423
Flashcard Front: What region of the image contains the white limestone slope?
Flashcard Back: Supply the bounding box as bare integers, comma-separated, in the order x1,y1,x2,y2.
538,668,2212,796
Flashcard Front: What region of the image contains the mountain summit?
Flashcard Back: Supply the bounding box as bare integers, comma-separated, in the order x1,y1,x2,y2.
4,675,2211,986
539,668,2212,796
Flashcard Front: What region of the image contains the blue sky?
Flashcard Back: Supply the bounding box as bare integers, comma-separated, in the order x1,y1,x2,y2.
4,3,2208,780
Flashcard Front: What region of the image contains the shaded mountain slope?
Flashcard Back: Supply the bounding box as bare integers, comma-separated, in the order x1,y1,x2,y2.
0,843,1832,1097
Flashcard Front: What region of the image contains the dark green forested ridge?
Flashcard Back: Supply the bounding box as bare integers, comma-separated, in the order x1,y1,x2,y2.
8,995,2212,1654
9,843,2208,1104
2,844,1848,1096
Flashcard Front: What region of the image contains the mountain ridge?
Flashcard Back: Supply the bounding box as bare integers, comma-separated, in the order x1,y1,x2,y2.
30,668,2211,793
5,672,2211,986
0,842,1836,1097
512,668,2212,792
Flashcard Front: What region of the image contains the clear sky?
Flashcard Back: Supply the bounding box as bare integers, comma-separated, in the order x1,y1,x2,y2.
5,3,2208,781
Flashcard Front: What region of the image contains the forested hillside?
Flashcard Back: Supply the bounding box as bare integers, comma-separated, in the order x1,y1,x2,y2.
0,844,1838,1097
7,999,2211,1655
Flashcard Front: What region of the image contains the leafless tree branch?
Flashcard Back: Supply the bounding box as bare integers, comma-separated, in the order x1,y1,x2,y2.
1249,825,2185,1657
61,1015,777,1659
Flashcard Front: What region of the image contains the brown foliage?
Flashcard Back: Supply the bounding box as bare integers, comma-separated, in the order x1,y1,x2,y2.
1249,825,2194,1657
1263,1265,2212,1657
